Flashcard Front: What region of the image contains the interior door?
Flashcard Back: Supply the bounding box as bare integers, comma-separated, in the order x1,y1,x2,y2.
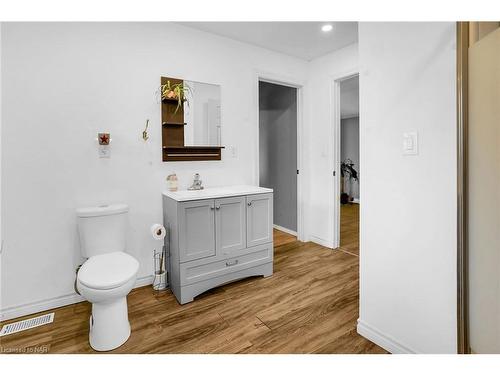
468,26,500,354
215,196,246,256
178,199,215,262
246,193,273,247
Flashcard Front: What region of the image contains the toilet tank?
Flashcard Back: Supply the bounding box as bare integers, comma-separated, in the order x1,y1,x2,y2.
76,204,129,258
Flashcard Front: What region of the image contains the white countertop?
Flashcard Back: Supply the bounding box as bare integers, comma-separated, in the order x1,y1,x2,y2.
162,185,273,202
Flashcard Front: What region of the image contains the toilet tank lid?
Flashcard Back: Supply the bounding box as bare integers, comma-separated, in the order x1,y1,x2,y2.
76,204,129,218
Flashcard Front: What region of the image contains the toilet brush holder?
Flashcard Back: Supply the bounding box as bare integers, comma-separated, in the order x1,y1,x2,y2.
153,249,167,291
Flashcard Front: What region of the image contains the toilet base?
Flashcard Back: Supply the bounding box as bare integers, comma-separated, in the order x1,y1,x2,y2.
89,296,131,351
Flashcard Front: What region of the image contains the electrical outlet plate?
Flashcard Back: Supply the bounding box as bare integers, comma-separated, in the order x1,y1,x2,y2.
230,146,238,158
99,145,111,158
403,132,418,156
97,133,111,158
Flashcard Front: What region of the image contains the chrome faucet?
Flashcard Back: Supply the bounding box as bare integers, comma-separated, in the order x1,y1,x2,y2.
188,173,204,190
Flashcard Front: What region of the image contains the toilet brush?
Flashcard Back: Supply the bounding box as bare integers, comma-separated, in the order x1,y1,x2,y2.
151,223,167,291
153,248,167,291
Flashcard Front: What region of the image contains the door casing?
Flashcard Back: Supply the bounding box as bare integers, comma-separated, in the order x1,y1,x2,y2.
456,21,470,355
331,70,359,250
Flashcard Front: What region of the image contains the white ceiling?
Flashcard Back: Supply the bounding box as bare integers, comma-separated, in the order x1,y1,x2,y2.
179,22,358,61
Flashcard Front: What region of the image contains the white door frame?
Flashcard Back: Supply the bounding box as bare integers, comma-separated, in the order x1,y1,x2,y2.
331,70,359,249
254,70,305,241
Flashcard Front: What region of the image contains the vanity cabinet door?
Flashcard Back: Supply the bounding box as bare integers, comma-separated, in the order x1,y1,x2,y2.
215,196,246,256
246,193,273,248
178,199,216,262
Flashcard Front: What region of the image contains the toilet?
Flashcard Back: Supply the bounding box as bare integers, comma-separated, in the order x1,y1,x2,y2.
76,204,139,351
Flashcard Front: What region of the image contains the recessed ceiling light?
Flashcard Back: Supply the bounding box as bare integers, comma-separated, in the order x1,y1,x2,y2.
321,24,333,32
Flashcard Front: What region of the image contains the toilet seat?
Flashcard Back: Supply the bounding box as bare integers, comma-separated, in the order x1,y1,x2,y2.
78,252,139,290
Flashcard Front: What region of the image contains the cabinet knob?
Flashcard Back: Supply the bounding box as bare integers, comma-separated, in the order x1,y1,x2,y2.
210,206,215,210
247,201,252,206
225,259,239,267
216,206,221,210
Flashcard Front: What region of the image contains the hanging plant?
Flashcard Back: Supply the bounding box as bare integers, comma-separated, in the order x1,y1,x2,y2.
157,80,192,113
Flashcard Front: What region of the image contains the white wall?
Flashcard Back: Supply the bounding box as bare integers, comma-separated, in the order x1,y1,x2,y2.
0,22,307,319
305,43,359,247
357,22,457,353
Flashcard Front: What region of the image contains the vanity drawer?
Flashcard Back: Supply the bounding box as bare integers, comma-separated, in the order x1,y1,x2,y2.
180,243,273,286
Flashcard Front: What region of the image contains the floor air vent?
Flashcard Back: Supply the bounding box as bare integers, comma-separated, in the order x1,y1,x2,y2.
0,312,54,336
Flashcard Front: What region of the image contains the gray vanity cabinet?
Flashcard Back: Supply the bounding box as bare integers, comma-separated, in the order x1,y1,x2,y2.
178,199,216,262
246,193,273,247
163,187,273,305
215,196,246,256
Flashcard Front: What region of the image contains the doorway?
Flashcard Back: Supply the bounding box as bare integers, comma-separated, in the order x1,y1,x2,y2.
258,81,298,243
336,74,360,255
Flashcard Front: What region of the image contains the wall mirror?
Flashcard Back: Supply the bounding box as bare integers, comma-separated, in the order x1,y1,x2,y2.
161,77,223,162
183,80,221,147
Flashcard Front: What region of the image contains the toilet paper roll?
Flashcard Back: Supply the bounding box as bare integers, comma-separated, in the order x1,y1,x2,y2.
150,224,166,241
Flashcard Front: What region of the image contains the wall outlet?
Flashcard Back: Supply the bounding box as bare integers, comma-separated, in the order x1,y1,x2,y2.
229,146,238,158
403,132,418,156
98,145,111,158
97,133,111,158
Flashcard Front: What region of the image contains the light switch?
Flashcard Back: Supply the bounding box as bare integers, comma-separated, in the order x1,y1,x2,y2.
230,146,238,158
403,132,418,156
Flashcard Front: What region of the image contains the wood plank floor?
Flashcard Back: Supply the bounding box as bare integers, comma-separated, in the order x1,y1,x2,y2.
340,203,359,256
0,229,385,354
273,228,297,247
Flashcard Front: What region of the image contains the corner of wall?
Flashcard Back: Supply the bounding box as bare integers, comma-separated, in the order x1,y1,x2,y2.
357,319,418,354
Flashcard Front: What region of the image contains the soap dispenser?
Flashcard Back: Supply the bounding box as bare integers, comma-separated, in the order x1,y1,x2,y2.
166,173,178,191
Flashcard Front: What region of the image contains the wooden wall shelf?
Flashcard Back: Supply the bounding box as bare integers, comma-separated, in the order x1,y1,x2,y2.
162,97,187,104
162,121,187,126
161,76,223,162
163,146,225,150
163,146,224,162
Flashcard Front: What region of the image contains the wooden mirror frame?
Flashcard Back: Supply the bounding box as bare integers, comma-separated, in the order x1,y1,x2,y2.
161,76,224,162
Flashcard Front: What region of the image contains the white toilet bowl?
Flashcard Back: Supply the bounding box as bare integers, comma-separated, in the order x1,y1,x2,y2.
77,251,139,351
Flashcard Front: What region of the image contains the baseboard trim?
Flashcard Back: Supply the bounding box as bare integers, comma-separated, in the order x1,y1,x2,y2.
357,319,418,354
0,275,154,322
135,275,154,289
273,224,297,236
0,293,86,323
309,235,333,249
